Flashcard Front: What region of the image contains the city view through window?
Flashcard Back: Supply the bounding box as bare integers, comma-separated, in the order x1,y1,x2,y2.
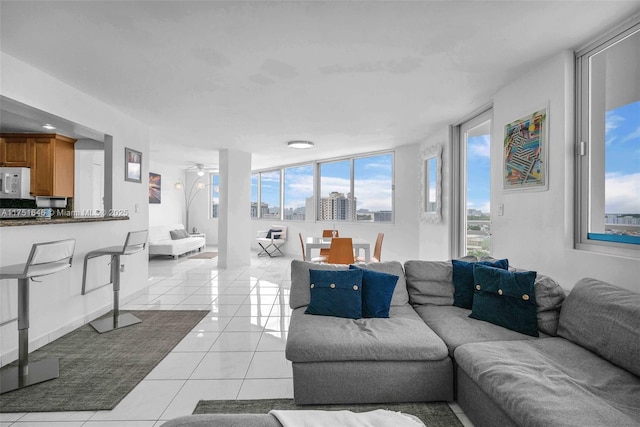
251,153,394,222
602,99,640,239
466,132,491,258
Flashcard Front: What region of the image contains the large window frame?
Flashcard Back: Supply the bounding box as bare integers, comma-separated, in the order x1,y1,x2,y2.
450,106,493,259
252,150,395,223
575,16,640,256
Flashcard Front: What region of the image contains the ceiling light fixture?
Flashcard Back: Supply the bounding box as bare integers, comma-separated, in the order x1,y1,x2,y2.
288,140,314,149
196,164,205,176
42,124,56,130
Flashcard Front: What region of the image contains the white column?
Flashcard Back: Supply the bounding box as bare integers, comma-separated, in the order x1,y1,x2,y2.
218,149,251,268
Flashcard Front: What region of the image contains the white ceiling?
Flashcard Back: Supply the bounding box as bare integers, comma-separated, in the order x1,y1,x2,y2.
1,1,639,170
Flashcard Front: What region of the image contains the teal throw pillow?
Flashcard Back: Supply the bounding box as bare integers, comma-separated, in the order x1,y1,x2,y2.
469,264,539,337
452,258,509,309
349,265,398,318
305,269,363,319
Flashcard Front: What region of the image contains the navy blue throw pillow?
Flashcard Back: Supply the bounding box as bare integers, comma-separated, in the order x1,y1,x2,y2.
452,258,509,309
349,265,398,318
469,264,539,337
265,228,282,239
305,269,363,319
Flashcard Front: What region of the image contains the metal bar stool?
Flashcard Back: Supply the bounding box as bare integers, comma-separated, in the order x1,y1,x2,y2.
81,230,148,333
0,238,76,394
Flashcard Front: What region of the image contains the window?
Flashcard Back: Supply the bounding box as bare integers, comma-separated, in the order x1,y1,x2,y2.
250,173,259,218
283,164,313,221
251,151,394,222
260,170,281,219
354,153,393,222
317,152,394,223
576,19,640,253
451,107,493,258
210,174,219,219
318,159,353,222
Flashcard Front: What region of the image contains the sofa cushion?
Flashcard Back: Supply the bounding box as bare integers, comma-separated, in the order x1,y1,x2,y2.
290,260,349,309
170,229,190,240
452,258,509,309
349,265,398,318
353,261,408,306
557,278,640,377
405,260,454,306
406,259,566,335
455,338,640,427
469,264,538,337
511,267,565,336
286,305,449,363
414,305,541,357
305,269,363,319
290,260,408,310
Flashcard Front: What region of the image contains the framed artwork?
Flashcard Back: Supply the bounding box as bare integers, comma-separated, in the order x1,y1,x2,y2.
149,172,161,204
503,107,548,191
125,147,142,183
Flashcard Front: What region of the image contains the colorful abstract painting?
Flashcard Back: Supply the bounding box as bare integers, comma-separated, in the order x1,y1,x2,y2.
149,172,161,203
503,108,548,191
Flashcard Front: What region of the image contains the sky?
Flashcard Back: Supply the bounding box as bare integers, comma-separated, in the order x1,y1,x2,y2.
467,134,491,214
605,99,640,215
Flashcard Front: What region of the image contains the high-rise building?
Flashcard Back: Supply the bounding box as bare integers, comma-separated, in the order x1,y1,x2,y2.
319,192,357,220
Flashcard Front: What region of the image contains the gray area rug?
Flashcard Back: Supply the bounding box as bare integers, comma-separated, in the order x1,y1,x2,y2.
0,310,207,412
194,399,463,426
190,251,218,259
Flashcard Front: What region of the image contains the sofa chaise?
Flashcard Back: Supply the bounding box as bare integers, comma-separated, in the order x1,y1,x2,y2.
148,224,206,259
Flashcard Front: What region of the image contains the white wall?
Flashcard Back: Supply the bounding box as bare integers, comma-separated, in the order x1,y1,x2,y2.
491,51,639,293
148,161,184,227
419,51,639,293
249,144,421,263
0,53,151,365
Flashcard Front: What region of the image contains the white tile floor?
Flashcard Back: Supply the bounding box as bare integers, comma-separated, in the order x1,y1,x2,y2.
0,248,473,427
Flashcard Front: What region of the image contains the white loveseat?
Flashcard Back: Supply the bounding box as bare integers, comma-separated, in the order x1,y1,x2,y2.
149,224,205,259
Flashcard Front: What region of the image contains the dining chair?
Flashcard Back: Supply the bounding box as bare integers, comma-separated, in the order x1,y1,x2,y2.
320,229,339,258
356,232,384,263
327,237,354,264
299,233,327,263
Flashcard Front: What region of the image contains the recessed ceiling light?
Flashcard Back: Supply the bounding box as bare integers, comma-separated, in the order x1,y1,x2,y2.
42,124,56,130
288,140,314,149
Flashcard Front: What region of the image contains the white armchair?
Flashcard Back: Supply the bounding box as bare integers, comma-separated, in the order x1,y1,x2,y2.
256,225,287,257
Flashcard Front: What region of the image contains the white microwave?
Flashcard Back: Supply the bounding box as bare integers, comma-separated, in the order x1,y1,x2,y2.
0,167,34,199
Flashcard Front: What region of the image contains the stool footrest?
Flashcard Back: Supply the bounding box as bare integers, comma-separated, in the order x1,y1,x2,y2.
0,357,59,394
90,312,142,334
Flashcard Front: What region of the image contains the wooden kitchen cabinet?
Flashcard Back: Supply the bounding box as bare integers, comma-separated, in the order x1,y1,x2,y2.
0,135,31,167
0,133,77,197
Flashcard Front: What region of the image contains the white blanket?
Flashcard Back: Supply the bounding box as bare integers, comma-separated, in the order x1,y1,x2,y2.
269,409,425,427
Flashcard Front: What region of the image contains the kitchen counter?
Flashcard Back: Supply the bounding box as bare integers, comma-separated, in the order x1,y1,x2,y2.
0,215,129,227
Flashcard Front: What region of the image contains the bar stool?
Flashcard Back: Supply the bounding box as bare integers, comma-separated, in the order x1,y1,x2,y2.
82,230,148,333
0,238,76,394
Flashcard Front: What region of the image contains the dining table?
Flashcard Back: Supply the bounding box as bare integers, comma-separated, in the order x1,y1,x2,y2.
305,236,371,262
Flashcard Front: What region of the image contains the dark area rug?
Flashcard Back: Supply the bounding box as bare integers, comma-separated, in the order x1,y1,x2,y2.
190,251,218,259
194,398,463,426
0,310,207,412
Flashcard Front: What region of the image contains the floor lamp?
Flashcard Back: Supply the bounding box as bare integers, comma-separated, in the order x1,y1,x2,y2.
175,177,206,233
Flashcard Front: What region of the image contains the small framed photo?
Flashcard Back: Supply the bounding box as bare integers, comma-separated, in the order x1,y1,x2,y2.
125,147,142,183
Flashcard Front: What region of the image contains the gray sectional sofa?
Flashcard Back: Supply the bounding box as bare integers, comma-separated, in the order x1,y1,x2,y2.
162,259,640,427
285,259,640,426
